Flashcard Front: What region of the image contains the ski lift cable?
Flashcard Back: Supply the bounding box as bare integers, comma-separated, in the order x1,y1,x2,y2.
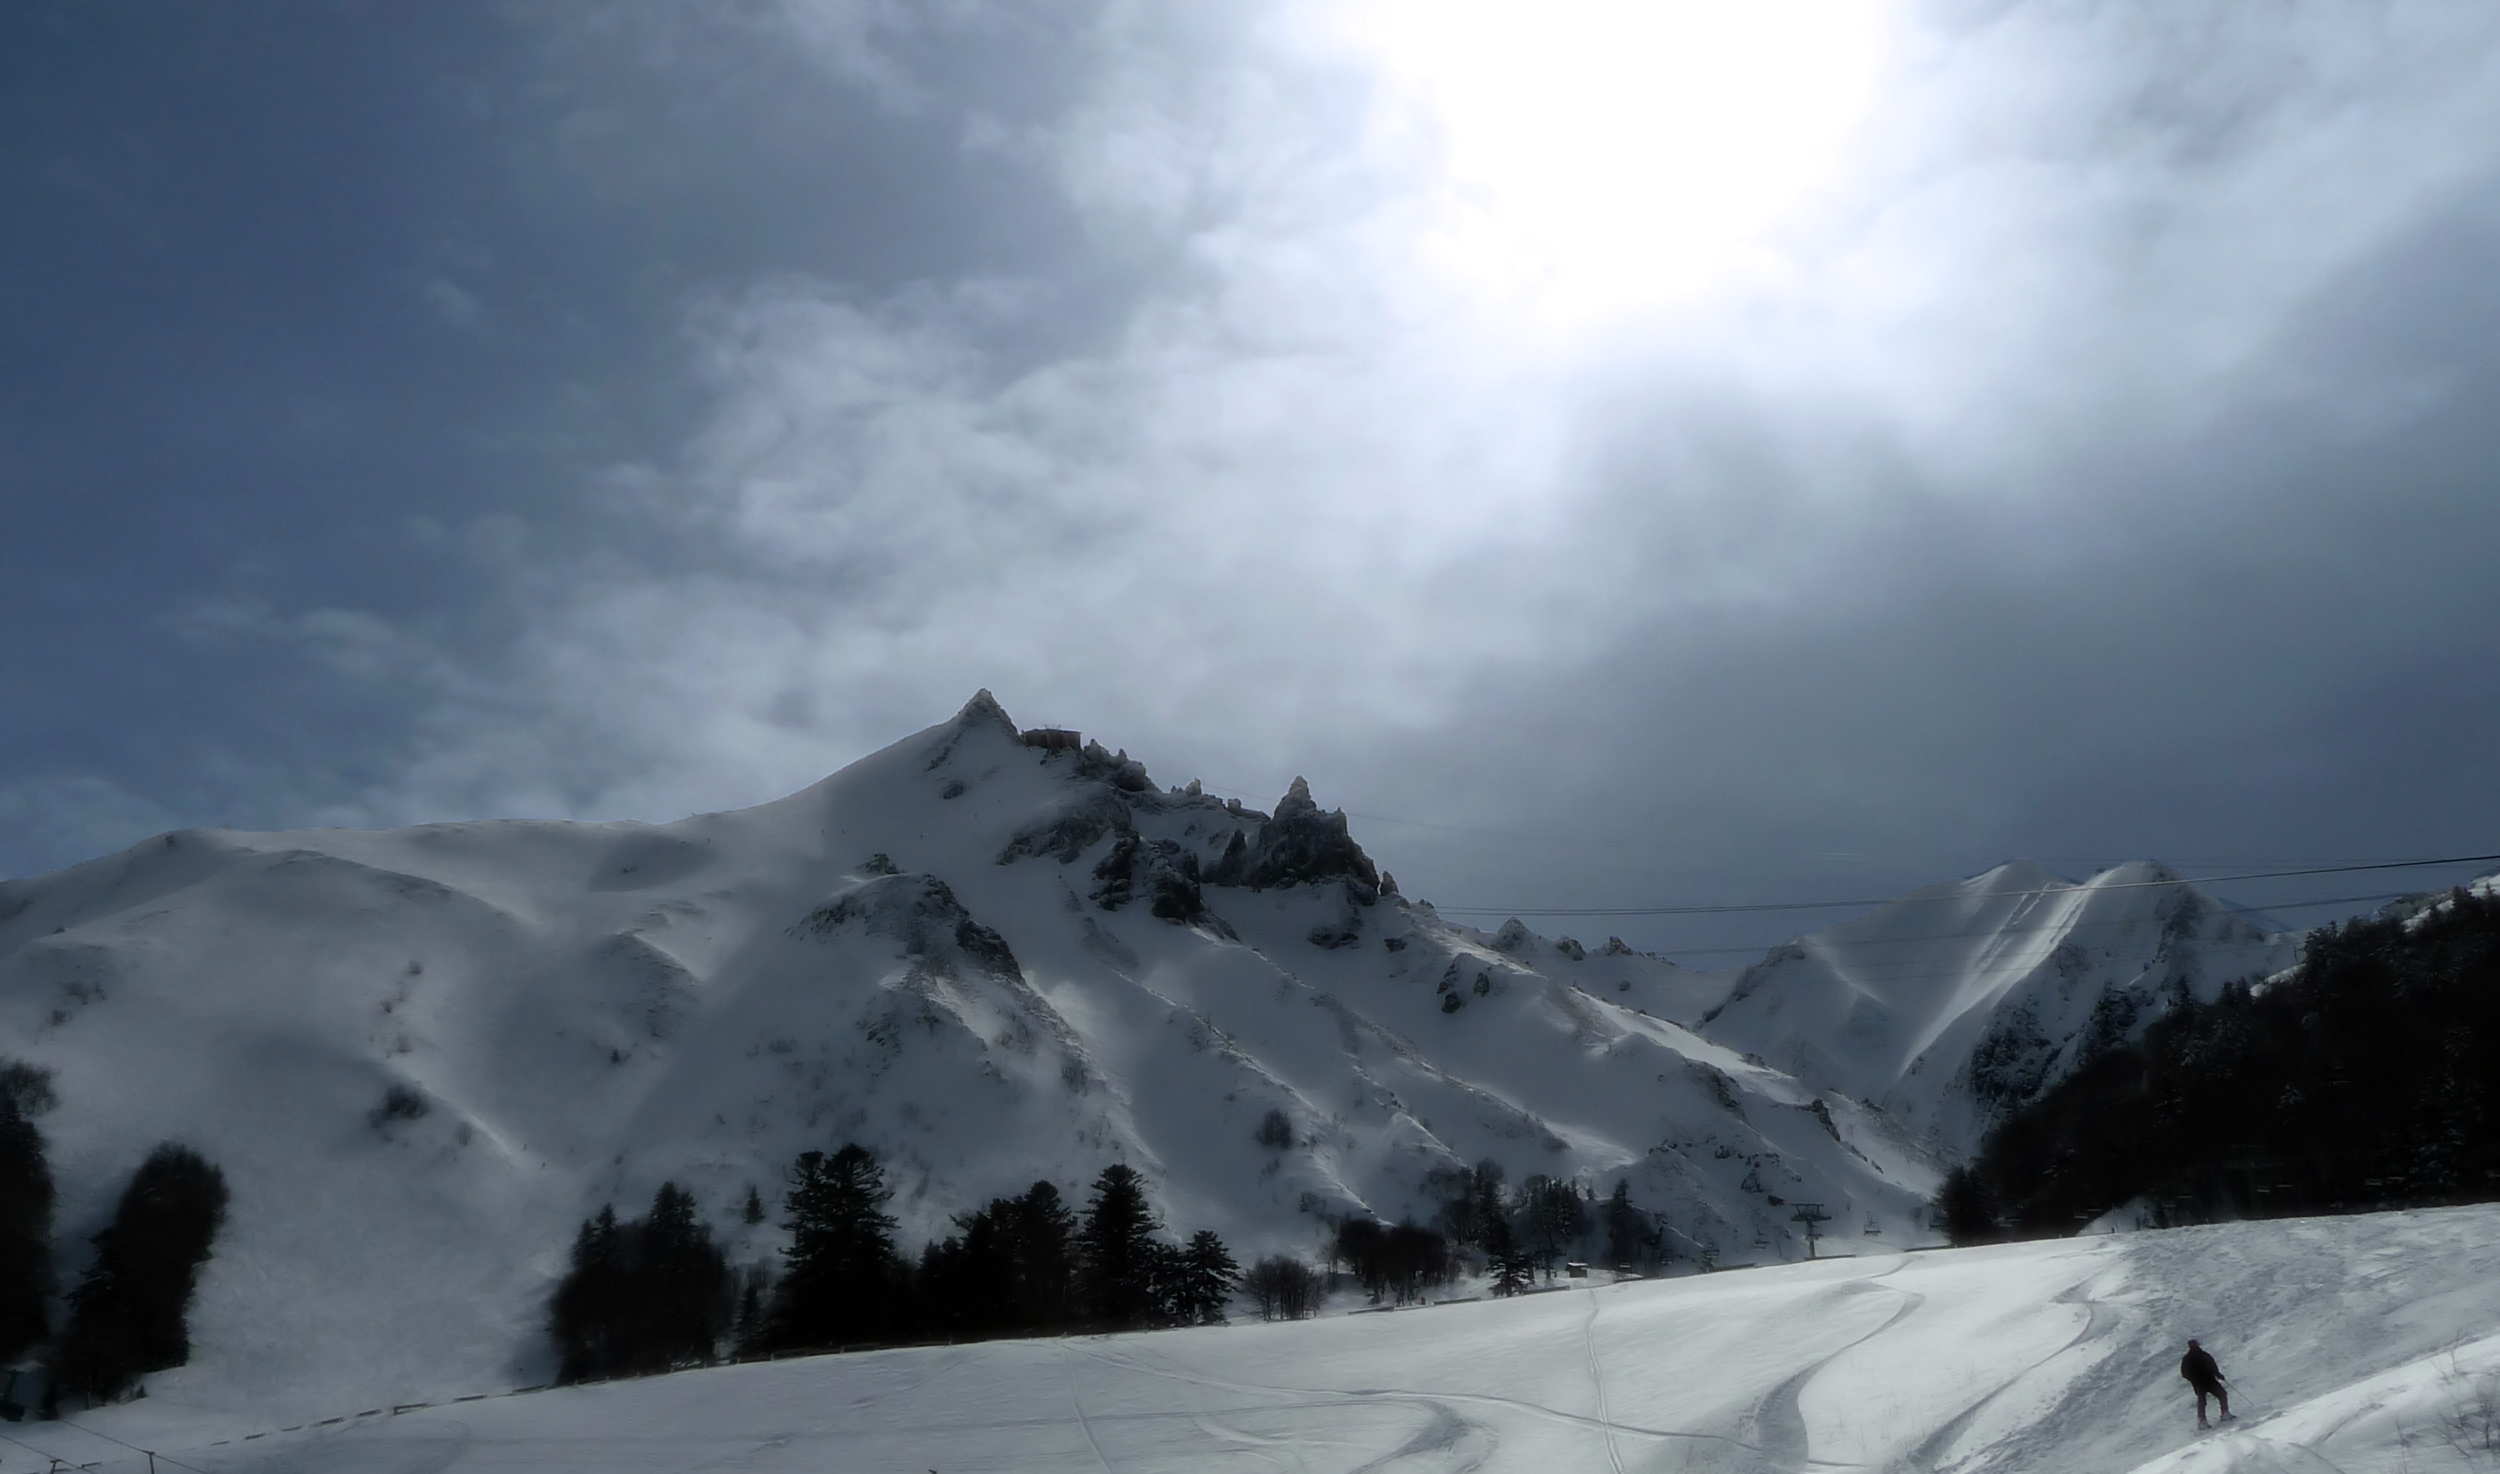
1425,852,2500,918
1623,890,2420,964
1520,889,2420,969
1190,778,2459,872
0,1414,217,1474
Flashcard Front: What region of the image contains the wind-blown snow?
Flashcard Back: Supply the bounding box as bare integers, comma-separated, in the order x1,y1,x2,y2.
14,1205,2498,1474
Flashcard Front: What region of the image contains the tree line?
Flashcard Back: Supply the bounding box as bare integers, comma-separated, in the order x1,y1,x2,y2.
1410,1159,1671,1300
1941,887,2500,1242
0,1060,230,1420
548,1146,1249,1381
548,1141,1685,1380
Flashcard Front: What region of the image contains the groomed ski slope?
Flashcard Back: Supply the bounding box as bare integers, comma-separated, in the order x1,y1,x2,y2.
23,1205,2500,1474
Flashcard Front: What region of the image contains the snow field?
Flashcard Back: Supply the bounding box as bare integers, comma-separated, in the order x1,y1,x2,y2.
15,1204,2496,1474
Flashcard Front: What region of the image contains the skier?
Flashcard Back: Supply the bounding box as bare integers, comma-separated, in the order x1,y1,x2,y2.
2180,1338,2233,1428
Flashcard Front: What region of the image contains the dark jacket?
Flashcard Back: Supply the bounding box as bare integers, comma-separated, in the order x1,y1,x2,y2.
2180,1346,2224,1390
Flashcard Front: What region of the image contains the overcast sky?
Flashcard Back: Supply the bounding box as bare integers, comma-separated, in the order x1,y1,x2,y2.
6,1,2497,961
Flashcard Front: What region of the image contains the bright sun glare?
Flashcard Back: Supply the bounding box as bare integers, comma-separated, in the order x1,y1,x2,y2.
1327,0,1896,335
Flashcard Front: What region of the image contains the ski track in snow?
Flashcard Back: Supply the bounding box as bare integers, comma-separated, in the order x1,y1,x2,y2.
1581,1288,1626,1474
21,1204,2477,1474
1063,1347,1118,1474
1742,1272,1927,1474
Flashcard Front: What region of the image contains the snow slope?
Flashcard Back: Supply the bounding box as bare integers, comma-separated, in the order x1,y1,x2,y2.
14,1204,2498,1474
1699,860,2297,1157
0,694,1933,1418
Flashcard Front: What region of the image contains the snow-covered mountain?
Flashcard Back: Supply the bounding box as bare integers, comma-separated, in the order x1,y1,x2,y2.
1699,859,2298,1157
0,693,1938,1418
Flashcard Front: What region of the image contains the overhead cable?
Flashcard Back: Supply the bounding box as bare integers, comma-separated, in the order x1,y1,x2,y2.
1426,852,2500,918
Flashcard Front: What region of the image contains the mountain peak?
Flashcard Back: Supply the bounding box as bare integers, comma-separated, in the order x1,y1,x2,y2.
918,689,1025,774
954,688,1018,735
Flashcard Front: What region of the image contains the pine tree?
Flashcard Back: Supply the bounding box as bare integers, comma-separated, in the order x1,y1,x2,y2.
1520,1175,1587,1280
728,1267,769,1352
1485,1213,1534,1297
918,1205,1015,1339
1460,1159,1509,1250
764,1144,906,1350
550,1207,628,1382
638,1183,732,1369
1003,1181,1077,1330
1077,1165,1165,1328
914,1179,1083,1341
1936,1167,1998,1246
1602,1179,1644,1269
0,1061,58,1371
548,1185,732,1381
1171,1231,1238,1325
51,1144,229,1407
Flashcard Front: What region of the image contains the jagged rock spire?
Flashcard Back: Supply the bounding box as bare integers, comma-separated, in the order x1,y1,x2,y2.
1201,775,1378,895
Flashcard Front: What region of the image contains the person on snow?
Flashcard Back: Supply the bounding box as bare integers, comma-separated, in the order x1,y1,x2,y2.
2180,1338,2233,1427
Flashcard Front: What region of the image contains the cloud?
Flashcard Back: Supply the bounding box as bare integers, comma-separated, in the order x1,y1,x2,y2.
405,8,2490,816
24,1,2497,947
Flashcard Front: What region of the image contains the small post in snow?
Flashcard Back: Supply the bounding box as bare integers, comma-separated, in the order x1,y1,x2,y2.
1791,1203,1829,1260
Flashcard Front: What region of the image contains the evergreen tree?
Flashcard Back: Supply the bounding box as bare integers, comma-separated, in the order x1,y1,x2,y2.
51,1144,228,1407
1484,1214,1534,1297
1168,1231,1238,1325
728,1266,770,1351
1466,1160,1506,1247
0,1062,58,1371
547,1185,732,1382
1144,1239,1186,1326
742,1186,765,1226
638,1183,733,1368
1961,888,2500,1235
917,1205,1015,1340
1602,1179,1644,1269
915,1179,1080,1341
1077,1165,1166,1328
549,1206,628,1381
763,1144,906,1350
1002,1181,1077,1330
1935,1167,1999,1246
1519,1175,1588,1280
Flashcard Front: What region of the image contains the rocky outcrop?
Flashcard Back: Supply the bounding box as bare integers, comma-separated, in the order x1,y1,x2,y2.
997,790,1136,865
792,873,1023,980
1091,832,1213,925
1203,777,1380,897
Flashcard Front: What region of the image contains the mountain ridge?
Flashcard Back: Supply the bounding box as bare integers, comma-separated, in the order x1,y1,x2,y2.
0,693,2291,1416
